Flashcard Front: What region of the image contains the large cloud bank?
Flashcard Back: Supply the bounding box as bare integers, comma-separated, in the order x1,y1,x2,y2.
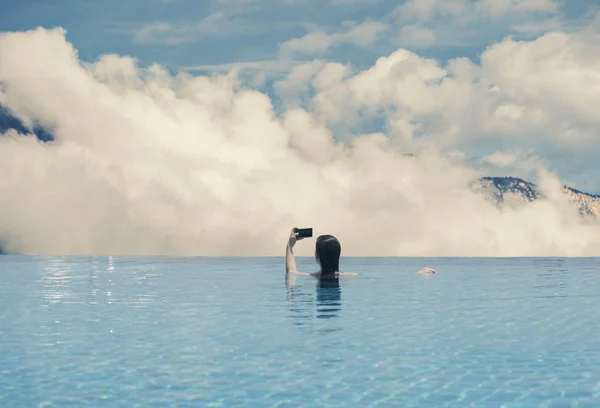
0,27,599,256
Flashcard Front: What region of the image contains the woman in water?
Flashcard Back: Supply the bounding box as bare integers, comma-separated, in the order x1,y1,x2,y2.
285,228,357,278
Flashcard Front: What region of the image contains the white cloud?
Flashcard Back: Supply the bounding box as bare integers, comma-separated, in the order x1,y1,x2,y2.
480,149,547,174
510,17,563,34
183,59,303,74
279,20,387,58
341,20,387,46
396,0,470,21
475,0,558,18
397,0,558,22
279,31,331,57
480,31,600,134
310,48,449,125
132,13,224,45
273,60,326,108
130,11,253,45
306,26,600,150
396,25,437,48
1,26,600,257
390,0,564,51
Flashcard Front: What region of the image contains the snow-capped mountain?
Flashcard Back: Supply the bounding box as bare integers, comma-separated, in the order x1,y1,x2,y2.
472,176,600,218
472,177,539,203
561,186,600,218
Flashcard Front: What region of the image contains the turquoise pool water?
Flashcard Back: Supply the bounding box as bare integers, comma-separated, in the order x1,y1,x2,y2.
1,256,600,407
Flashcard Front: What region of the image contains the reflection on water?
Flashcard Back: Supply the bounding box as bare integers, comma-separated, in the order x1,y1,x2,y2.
41,257,74,305
533,258,568,298
285,273,313,326
129,260,160,308
87,257,101,306
316,278,341,319
40,256,160,309
105,256,116,305
285,274,343,328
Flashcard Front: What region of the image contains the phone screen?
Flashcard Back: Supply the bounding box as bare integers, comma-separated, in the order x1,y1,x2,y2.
296,228,313,238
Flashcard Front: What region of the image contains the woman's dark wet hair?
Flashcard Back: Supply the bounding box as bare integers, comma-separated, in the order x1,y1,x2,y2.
315,235,341,274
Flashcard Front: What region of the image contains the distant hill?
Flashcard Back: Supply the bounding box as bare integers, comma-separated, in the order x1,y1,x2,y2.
0,105,53,142
472,176,600,218
472,176,539,203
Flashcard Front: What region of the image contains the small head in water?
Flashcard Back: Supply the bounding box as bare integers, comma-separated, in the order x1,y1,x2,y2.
417,267,436,275
315,235,341,274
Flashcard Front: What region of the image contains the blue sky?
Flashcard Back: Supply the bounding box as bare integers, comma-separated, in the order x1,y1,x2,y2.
1,0,595,70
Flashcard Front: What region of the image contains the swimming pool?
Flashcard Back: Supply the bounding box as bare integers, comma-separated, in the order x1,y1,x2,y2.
1,256,599,407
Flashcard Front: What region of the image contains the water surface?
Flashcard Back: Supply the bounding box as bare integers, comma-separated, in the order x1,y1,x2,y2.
1,256,599,407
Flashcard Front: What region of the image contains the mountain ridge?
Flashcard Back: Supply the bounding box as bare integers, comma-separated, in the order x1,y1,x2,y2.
0,105,54,142
472,176,600,218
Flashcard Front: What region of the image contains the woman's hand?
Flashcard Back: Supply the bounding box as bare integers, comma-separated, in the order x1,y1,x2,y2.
288,228,302,249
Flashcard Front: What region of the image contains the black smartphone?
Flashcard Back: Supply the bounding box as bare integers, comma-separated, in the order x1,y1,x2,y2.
294,228,313,238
